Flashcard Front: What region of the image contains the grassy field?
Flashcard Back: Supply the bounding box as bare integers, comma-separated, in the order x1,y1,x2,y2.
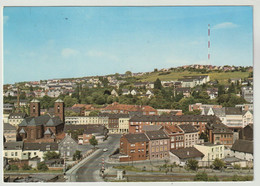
4,169,63,173
139,71,250,85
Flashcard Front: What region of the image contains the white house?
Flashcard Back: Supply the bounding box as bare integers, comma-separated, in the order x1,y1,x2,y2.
230,139,253,162
169,147,204,166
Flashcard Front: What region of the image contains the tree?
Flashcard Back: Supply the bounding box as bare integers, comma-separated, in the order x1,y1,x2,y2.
64,96,78,107
37,162,48,171
89,110,101,116
213,158,225,170
154,78,162,90
89,136,98,149
43,151,60,161
186,159,199,171
73,150,82,161
125,71,132,77
228,83,236,94
199,132,208,142
194,171,208,181
218,85,225,96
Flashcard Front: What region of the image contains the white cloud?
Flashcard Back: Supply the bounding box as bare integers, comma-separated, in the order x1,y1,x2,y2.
61,48,79,58
86,50,119,62
213,22,239,30
4,16,9,24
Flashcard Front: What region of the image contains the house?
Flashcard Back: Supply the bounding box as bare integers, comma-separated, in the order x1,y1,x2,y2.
169,147,204,166
225,107,243,129
111,89,119,97
103,102,157,115
230,78,242,84
145,90,154,98
235,104,253,111
78,125,108,144
18,99,65,143
119,133,149,162
206,122,233,147
178,79,195,88
189,103,222,112
241,86,253,103
230,139,253,162
178,124,200,148
4,142,25,160
239,124,253,141
206,88,218,99
130,89,139,96
58,134,78,160
194,142,225,166
4,123,17,142
8,113,28,128
122,89,130,95
164,125,184,150
145,130,170,160
23,142,59,161
175,87,191,97
242,110,253,127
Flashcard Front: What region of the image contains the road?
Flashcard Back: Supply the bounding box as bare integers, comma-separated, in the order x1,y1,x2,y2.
75,134,121,182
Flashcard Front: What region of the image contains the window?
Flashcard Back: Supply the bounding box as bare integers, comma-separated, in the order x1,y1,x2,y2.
5,152,7,156
130,144,135,147
11,152,14,156
15,152,18,156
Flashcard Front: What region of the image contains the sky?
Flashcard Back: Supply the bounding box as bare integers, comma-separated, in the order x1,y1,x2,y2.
3,6,253,84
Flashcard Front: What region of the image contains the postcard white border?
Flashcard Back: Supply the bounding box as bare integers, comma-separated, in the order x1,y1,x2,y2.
0,0,259,186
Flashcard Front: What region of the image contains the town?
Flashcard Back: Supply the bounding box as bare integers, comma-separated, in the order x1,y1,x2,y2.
2,64,253,182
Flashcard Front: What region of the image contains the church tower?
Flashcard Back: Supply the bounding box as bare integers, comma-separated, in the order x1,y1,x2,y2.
54,99,65,122
30,99,40,117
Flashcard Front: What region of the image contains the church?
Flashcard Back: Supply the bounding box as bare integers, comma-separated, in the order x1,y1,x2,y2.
18,99,65,142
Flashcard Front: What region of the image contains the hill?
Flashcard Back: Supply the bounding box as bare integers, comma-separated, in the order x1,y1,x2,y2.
138,70,250,84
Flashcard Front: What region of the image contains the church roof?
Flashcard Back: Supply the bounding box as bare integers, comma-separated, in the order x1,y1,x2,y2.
44,128,53,135
19,128,26,134
19,115,63,127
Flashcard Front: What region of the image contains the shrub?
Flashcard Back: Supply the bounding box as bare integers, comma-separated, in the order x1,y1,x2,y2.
37,162,48,171
22,164,32,170
233,164,241,170
194,172,208,181
186,159,199,171
10,164,19,171
213,158,225,170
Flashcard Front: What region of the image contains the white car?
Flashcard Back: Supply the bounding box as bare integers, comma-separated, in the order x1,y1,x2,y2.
103,148,108,152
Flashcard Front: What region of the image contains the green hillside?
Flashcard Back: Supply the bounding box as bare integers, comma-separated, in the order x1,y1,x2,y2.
139,71,250,84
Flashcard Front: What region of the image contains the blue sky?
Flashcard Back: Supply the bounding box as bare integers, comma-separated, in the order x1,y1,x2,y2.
4,6,253,84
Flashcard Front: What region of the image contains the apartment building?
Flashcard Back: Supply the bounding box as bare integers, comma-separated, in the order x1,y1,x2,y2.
145,130,170,160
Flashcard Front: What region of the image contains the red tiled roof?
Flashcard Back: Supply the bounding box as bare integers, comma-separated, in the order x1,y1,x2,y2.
104,102,157,113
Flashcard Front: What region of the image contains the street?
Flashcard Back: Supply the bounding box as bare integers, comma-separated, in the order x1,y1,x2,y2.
75,134,121,182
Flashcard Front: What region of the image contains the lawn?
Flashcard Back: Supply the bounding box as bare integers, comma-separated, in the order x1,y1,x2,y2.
4,169,63,174
139,71,250,85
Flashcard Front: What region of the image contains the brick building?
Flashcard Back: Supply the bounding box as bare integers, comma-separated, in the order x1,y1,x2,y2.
18,99,65,143
120,133,149,162
145,130,170,160
164,125,184,150
129,115,220,134
206,122,234,147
